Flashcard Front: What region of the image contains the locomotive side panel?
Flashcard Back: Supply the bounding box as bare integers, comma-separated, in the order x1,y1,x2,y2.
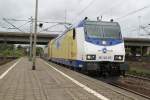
49,29,77,65
48,40,53,60
76,27,85,61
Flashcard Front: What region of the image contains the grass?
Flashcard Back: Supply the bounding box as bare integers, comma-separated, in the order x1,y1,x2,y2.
127,61,150,78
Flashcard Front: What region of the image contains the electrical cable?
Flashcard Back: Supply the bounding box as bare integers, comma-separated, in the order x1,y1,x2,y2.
98,0,124,16
115,4,150,20
77,0,96,16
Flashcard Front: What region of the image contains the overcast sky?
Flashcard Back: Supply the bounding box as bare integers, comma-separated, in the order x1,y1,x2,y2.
0,0,150,38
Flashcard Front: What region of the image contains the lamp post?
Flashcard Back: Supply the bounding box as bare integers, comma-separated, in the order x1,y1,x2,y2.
29,17,33,61
32,0,38,70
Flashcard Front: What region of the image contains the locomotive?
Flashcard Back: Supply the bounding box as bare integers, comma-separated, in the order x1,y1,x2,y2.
48,18,128,76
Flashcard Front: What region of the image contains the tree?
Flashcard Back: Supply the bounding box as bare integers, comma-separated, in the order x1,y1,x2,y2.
36,47,43,56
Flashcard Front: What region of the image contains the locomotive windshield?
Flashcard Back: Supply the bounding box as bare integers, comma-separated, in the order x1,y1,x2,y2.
85,24,103,38
84,21,122,39
103,25,121,39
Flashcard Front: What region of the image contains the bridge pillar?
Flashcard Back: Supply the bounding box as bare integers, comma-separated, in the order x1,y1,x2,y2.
128,46,150,56
140,46,143,56
127,46,143,56
130,46,138,56
143,47,150,56
148,47,150,55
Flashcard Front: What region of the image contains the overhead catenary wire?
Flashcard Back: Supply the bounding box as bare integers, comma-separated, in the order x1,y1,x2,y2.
39,23,59,33
4,18,29,22
17,21,30,29
73,0,97,23
98,0,124,17
3,18,71,25
77,0,96,16
0,22,7,29
3,18,25,32
123,23,150,35
2,18,70,33
115,4,150,20
2,18,31,32
75,0,122,22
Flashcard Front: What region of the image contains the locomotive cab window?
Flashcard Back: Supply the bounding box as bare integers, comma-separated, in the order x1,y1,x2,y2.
73,28,76,40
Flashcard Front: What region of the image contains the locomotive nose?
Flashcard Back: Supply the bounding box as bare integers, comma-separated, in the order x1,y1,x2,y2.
102,48,107,53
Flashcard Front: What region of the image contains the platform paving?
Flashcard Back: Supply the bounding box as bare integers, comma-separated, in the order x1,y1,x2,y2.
0,58,101,100
0,58,148,100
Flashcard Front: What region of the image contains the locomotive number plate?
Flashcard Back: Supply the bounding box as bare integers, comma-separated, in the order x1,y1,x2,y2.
99,56,112,60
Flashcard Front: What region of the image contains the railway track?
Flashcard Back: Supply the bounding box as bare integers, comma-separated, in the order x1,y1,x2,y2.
79,70,150,100
0,57,17,65
100,74,150,100
109,80,150,100
125,74,150,81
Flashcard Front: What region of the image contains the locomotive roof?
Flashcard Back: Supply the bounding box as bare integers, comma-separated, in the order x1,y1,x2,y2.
76,20,119,28
51,20,120,44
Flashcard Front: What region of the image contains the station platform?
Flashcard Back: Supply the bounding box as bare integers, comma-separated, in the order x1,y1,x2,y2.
0,58,148,100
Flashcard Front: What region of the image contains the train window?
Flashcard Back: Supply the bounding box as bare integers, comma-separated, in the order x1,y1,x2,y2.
103,25,121,39
73,28,76,40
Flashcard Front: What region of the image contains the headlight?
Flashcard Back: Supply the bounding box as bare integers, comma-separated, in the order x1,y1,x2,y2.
86,55,96,60
114,55,123,60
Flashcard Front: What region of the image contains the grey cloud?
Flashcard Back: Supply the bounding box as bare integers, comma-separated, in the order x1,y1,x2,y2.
0,0,150,37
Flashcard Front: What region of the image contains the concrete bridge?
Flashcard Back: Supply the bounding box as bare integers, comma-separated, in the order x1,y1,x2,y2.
0,32,58,45
0,32,150,45
124,37,150,47
124,37,150,56
0,32,150,56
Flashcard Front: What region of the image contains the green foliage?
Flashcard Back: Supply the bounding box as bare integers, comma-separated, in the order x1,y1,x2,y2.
14,49,25,57
0,44,14,51
127,67,150,78
0,43,44,57
127,70,150,78
36,47,43,56
0,43,25,57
